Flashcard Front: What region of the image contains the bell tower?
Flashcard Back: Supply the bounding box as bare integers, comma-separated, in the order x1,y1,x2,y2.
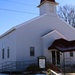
38,0,58,15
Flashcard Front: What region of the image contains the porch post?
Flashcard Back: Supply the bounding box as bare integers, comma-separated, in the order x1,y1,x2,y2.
63,52,65,74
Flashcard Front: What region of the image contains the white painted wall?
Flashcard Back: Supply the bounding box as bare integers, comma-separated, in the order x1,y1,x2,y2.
0,11,75,64
64,52,75,65
16,21,44,61
38,1,57,16
14,13,75,63
42,30,66,59
0,31,16,64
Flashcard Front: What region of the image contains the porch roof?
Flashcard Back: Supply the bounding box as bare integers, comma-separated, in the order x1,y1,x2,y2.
48,38,75,52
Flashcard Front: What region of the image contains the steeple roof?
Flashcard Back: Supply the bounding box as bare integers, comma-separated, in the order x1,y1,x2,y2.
40,0,55,3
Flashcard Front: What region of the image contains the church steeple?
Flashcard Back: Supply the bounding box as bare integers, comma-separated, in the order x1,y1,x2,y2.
38,0,58,15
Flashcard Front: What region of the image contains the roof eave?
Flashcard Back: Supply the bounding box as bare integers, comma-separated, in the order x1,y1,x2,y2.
38,1,58,7
0,28,16,39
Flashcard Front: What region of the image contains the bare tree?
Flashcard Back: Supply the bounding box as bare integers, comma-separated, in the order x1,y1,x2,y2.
58,5,75,27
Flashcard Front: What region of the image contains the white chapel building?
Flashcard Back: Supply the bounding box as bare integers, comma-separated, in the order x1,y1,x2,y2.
0,0,75,74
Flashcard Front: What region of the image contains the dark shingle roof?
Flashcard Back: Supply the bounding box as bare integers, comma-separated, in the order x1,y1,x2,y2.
48,38,75,52
40,0,55,3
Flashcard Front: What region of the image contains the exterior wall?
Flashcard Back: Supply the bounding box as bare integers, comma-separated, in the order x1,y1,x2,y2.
39,2,56,15
39,3,47,15
64,52,75,65
51,16,75,41
42,30,66,65
16,22,44,61
15,14,75,64
0,13,75,65
42,30,66,59
0,31,16,64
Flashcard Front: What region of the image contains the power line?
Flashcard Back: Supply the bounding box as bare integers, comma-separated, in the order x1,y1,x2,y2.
2,0,37,7
0,7,39,15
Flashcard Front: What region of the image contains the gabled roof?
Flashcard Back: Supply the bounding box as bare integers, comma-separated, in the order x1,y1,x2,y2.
0,14,46,38
42,30,67,39
38,0,58,7
0,14,75,41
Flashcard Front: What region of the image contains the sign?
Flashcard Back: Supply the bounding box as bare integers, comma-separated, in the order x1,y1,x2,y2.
38,56,46,69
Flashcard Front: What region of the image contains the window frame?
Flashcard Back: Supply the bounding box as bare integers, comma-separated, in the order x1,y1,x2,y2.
70,51,73,57
30,47,35,56
7,47,10,58
2,48,4,59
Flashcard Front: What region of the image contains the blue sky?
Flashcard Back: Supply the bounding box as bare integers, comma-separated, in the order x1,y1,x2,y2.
0,0,75,35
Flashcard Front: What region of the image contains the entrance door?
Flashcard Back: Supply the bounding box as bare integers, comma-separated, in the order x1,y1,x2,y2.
52,51,56,65
52,51,60,65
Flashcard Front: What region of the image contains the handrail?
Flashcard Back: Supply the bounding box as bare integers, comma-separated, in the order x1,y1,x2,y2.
46,58,75,73
65,58,75,62
0,58,75,73
62,58,75,73
64,58,75,66
0,60,37,72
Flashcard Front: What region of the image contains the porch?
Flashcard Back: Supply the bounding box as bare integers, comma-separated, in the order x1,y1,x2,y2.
48,38,75,73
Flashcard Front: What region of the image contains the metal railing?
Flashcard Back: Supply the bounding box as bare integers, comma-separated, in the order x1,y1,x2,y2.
61,58,75,73
47,58,75,73
0,58,75,74
0,60,37,74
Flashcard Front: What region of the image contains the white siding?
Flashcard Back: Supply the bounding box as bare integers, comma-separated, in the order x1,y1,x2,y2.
16,24,43,61
0,13,75,64
0,31,16,63
14,14,75,61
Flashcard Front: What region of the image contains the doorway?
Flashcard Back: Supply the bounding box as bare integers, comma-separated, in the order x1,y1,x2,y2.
52,51,60,65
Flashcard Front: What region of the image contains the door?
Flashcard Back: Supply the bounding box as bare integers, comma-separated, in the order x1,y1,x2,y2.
52,51,56,65
56,51,60,65
52,51,60,65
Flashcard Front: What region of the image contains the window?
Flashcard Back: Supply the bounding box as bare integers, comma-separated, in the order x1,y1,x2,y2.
70,51,73,57
30,47,35,56
2,48,4,59
7,47,10,58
